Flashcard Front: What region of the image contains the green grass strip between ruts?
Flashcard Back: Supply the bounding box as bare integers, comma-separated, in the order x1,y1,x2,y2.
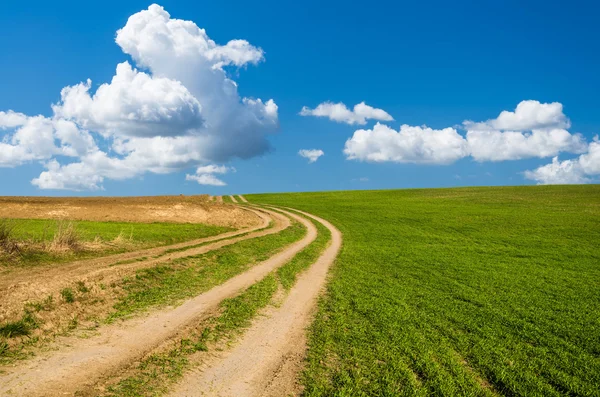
107,217,306,321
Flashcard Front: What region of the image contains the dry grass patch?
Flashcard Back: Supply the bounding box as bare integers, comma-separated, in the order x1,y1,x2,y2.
0,219,20,257
49,221,80,252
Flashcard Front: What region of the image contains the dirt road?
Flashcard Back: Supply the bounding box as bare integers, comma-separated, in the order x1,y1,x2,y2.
168,208,342,397
230,195,238,203
0,209,318,397
238,195,249,203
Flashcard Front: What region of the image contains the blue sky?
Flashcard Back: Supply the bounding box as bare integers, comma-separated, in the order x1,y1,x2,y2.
1,0,599,195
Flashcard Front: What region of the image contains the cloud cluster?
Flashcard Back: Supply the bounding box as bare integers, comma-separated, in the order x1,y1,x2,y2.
300,102,393,125
185,165,235,186
343,101,590,178
298,149,324,163
0,4,278,190
524,139,600,184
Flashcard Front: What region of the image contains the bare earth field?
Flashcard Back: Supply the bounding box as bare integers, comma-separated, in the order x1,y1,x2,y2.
0,195,257,228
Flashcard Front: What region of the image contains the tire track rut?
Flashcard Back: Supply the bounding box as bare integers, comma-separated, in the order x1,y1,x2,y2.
168,208,341,397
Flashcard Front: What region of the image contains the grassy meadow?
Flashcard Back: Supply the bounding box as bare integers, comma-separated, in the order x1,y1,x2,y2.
0,218,231,267
248,185,600,396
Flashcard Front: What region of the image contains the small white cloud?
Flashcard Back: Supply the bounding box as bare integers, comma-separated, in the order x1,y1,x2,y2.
195,164,231,174
300,102,393,125
463,100,570,131
524,157,588,185
466,129,587,162
524,139,600,184
185,164,235,186
298,149,324,163
351,177,369,182
185,173,227,186
344,123,468,164
463,100,585,162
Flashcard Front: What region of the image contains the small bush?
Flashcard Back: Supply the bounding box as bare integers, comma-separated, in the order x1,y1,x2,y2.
61,288,75,303
51,221,80,251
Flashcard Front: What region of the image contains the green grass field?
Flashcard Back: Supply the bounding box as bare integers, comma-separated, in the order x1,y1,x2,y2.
0,219,231,267
248,185,600,396
7,218,230,244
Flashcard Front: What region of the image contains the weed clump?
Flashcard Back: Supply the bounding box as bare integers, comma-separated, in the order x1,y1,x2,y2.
61,288,76,303
0,320,30,338
0,311,38,339
50,221,80,252
76,281,89,293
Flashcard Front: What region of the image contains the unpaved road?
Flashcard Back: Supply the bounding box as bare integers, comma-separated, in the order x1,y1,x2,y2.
216,196,224,203
169,209,342,397
0,207,279,323
0,209,317,397
230,195,238,203
238,195,249,203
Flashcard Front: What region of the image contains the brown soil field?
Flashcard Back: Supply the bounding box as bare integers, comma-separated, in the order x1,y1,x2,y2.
0,195,257,228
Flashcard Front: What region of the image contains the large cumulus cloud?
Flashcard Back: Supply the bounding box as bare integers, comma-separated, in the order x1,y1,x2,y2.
0,4,278,190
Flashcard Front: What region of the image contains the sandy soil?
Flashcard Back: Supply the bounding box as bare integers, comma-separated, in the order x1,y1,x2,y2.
238,195,249,203
230,195,238,203
168,208,341,397
0,209,318,397
216,196,224,204
0,207,275,324
0,195,255,228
